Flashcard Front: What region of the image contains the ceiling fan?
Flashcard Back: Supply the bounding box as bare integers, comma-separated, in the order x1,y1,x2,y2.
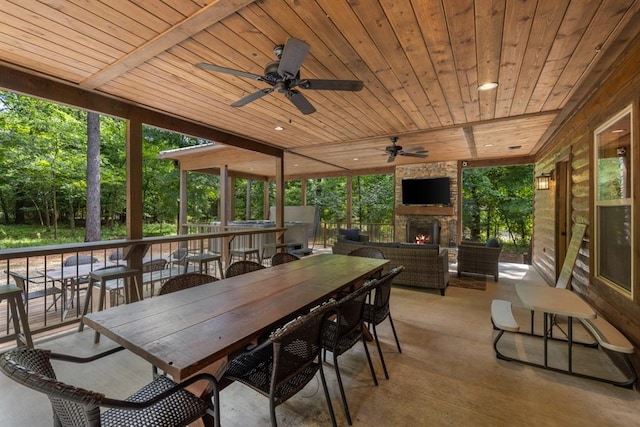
196,37,364,115
385,137,428,163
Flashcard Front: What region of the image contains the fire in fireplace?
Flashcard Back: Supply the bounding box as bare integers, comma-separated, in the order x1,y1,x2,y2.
407,219,440,245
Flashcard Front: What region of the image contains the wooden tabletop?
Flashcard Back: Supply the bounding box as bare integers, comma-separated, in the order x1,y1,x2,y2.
515,284,596,319
83,254,388,381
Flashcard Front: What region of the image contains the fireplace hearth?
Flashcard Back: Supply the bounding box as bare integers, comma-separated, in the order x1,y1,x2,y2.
407,219,440,245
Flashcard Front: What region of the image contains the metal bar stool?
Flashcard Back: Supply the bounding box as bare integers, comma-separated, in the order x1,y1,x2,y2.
0,284,33,348
184,252,224,278
229,247,261,264
79,266,141,343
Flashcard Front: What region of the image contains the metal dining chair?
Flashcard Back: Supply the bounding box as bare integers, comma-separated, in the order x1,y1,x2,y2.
321,279,379,425
363,266,405,379
223,301,338,427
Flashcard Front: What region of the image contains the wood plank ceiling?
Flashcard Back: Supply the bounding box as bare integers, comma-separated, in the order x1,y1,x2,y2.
2,0,640,179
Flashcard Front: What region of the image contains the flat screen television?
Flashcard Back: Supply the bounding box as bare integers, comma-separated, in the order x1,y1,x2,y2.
401,177,451,205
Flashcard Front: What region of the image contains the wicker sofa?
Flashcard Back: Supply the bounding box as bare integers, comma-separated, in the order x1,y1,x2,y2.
332,240,449,295
456,241,502,281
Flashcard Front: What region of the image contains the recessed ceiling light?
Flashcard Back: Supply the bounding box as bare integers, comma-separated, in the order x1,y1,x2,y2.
274,126,284,131
611,129,625,133
478,82,498,91
353,157,359,161
293,163,299,167
483,143,494,147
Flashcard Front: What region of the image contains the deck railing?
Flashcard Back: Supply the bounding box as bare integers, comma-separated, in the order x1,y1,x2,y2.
320,222,395,246
0,227,284,347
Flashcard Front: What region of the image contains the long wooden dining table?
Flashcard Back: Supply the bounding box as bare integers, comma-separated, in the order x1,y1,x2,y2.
83,254,388,382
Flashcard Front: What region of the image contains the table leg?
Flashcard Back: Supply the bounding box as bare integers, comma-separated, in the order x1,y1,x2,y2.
543,313,548,367
568,316,573,372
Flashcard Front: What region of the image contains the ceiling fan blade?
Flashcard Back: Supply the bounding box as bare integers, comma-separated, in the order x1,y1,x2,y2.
285,90,316,114
299,79,364,91
196,63,264,81
403,145,427,153
231,88,273,107
278,38,309,79
400,152,428,158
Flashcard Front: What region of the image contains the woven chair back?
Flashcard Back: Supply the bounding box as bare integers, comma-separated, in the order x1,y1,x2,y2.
142,258,168,272
158,273,218,296
0,348,102,426
271,252,300,266
334,280,377,338
371,266,405,309
270,301,336,387
225,260,265,278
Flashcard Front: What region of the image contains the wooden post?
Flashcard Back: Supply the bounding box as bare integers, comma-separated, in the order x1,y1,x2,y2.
125,115,143,302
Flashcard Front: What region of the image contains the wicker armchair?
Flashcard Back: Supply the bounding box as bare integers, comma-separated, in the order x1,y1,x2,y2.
225,260,266,278
0,347,220,427
457,241,502,281
223,301,337,427
363,266,405,380
270,252,300,266
158,272,218,296
322,280,378,425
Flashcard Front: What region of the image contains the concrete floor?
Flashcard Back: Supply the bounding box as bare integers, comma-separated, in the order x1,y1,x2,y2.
1,262,639,426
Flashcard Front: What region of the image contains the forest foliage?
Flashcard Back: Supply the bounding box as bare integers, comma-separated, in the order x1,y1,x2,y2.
1,90,532,250
0,90,392,235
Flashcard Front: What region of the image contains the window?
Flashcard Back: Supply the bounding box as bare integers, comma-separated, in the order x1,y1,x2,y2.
593,105,633,296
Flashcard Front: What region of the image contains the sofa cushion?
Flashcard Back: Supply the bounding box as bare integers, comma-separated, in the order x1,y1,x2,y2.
338,228,361,241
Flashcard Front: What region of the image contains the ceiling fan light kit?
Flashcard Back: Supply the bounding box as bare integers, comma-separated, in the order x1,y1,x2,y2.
196,37,364,114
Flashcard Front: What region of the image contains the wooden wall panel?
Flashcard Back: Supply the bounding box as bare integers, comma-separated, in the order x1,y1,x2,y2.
533,32,640,360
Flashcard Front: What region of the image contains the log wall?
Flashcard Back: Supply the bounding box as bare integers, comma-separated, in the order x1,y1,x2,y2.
533,32,640,362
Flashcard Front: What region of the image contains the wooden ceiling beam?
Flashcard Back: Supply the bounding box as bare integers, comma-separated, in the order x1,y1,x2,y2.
463,126,478,159
79,0,256,89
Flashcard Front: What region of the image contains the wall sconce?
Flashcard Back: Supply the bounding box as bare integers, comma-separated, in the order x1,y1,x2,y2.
535,172,553,190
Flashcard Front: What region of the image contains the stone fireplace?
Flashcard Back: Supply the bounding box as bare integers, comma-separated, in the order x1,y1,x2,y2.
407,219,440,245
395,161,459,248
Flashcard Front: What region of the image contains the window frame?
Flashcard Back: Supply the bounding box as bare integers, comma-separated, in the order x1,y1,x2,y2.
593,104,634,298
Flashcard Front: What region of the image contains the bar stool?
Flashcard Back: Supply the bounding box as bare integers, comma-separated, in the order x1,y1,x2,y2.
230,247,261,264
79,266,141,343
0,284,33,348
184,252,224,278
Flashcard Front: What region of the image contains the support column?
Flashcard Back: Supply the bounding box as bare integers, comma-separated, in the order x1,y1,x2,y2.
125,114,143,302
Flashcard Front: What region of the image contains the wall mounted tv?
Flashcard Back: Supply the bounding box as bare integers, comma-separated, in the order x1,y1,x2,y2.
401,177,451,205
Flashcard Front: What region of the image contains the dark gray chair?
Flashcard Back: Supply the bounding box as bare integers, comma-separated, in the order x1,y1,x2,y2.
0,347,221,427
322,280,378,425
363,266,405,379
223,301,337,427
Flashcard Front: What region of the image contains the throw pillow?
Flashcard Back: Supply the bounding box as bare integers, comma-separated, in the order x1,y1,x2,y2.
338,228,360,241
486,238,501,248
